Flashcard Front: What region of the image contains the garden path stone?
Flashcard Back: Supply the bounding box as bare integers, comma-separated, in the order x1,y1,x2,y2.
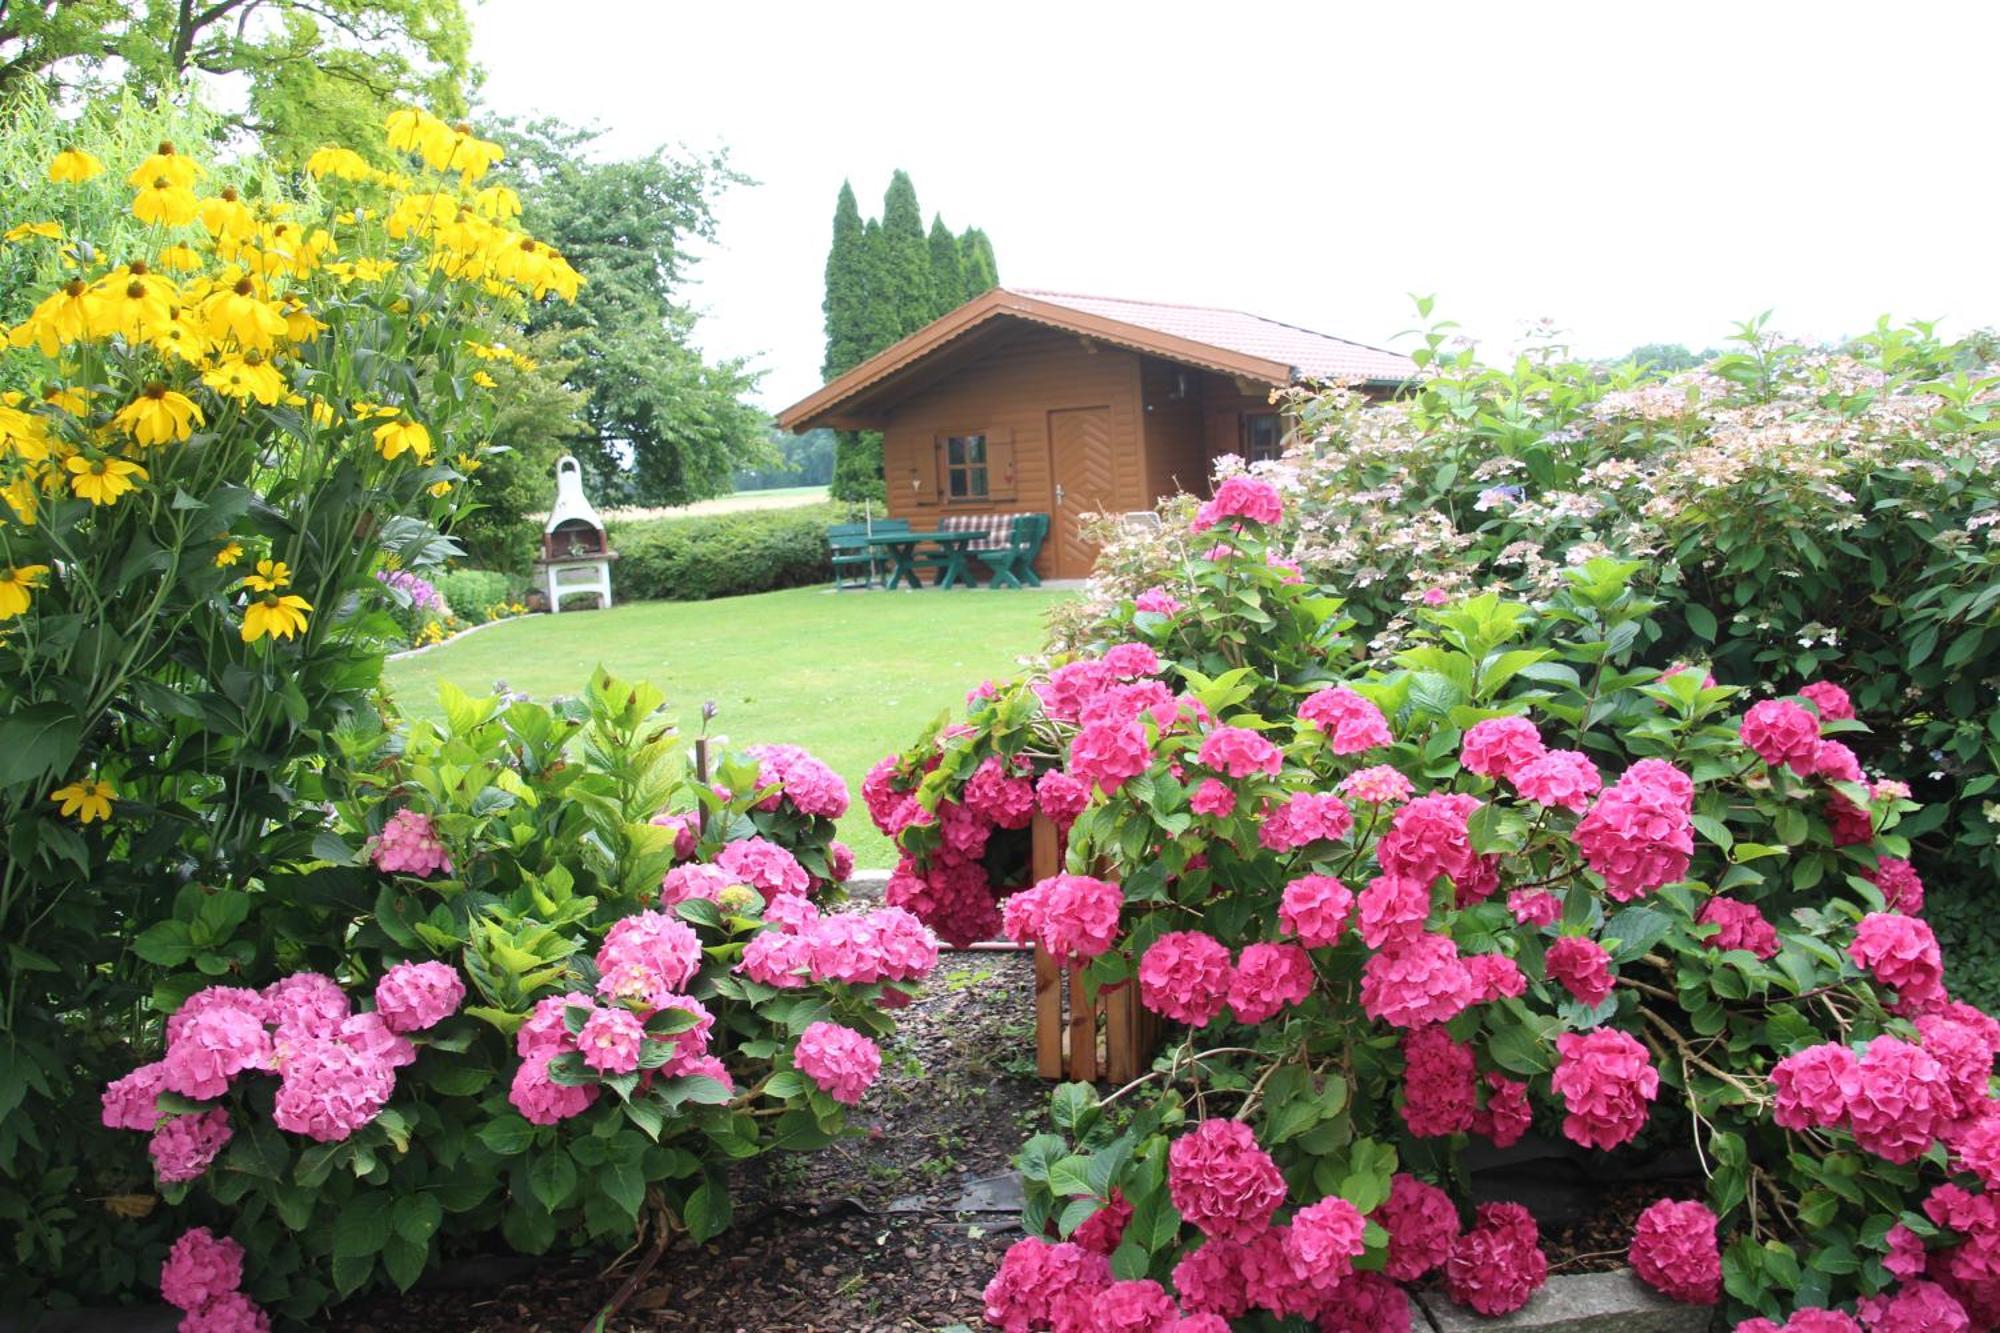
1415,1271,1716,1332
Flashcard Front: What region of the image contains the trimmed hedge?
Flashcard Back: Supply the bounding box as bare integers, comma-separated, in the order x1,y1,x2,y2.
608,502,840,602
435,567,514,618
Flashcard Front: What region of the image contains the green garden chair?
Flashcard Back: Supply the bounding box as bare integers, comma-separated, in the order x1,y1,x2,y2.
826,522,877,590
976,513,1048,589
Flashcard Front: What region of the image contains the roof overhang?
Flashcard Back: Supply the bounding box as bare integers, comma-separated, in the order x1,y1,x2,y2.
777,288,1299,433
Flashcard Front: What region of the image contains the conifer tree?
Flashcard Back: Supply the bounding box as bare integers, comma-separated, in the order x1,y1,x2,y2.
926,214,965,320
821,181,868,379
959,226,999,301
876,170,935,340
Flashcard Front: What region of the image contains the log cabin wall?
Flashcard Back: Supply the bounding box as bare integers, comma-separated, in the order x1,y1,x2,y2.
878,323,1147,578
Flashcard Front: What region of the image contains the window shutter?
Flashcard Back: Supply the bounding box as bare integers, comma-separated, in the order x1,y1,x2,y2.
914,436,943,508
986,429,1017,501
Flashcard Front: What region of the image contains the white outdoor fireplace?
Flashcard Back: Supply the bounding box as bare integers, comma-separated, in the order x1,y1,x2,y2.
535,455,616,613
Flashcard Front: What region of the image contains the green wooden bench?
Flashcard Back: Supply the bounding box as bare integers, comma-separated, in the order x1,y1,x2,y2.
827,519,910,589
972,513,1049,589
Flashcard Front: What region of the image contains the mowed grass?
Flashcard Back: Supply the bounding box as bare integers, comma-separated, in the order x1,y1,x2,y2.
383,585,1071,867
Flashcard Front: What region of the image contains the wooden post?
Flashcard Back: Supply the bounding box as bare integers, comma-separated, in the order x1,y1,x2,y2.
1025,813,1162,1083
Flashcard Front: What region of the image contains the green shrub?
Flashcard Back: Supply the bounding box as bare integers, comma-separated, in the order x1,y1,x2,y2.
436,568,514,619
608,503,839,602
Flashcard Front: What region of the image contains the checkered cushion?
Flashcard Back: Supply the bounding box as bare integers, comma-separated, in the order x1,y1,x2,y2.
939,512,1029,550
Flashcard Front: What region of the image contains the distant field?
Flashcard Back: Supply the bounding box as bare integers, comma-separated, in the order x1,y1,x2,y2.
593,485,830,523
384,584,1070,868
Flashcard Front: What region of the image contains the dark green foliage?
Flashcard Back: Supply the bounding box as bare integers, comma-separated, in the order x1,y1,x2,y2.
734,429,836,490
1621,342,1725,372
875,170,935,338
608,504,842,602
926,214,964,320
959,226,999,300
435,568,515,618
498,118,773,508
821,182,870,380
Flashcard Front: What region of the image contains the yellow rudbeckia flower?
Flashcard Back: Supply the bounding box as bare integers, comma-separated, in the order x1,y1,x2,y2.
132,178,199,228
113,384,204,446
241,590,312,642
15,279,92,357
0,403,53,461
197,188,256,242
201,277,288,352
305,146,372,182
0,563,50,618
241,558,292,592
42,385,90,416
155,244,204,273
372,419,432,462
3,474,41,525
4,221,62,244
215,539,244,567
47,147,105,184
454,451,484,474
125,141,203,191
65,455,146,505
50,777,115,824
201,353,286,406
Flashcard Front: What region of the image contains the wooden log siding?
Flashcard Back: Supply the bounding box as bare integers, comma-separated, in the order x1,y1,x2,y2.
879,324,1147,579
1029,813,1164,1083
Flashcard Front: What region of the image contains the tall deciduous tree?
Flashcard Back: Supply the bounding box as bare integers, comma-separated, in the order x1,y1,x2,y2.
499,118,771,508
926,214,964,322
0,0,474,163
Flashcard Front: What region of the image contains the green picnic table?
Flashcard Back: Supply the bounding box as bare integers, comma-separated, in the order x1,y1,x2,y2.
869,529,981,589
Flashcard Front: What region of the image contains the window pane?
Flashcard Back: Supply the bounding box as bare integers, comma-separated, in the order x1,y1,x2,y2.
966,434,985,464
1243,413,1283,462
947,437,965,465
949,467,968,497
970,466,988,497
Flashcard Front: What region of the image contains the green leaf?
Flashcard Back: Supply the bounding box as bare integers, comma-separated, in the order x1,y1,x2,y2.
394,1192,444,1247
684,1177,731,1244
382,1232,428,1292
528,1148,578,1212
1685,604,1718,642
477,1114,536,1157
1604,906,1673,963
601,1155,644,1220
333,1192,394,1258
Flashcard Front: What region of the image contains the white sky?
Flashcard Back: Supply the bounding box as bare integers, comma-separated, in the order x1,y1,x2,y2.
470,0,2000,412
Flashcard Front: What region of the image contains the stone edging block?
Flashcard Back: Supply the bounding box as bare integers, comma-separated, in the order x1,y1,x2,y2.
1416,1270,1717,1332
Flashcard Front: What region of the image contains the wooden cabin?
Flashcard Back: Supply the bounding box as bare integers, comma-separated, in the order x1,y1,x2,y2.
775,288,1416,579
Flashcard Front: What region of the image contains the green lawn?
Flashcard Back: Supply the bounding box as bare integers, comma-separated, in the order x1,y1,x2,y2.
383,585,1070,867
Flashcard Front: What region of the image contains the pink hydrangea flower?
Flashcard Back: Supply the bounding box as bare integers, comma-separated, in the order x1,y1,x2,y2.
1799,681,1856,721
1473,1070,1534,1148
662,861,734,908
1192,474,1283,530
1278,874,1352,948
372,960,463,1034
1741,699,1824,775
1134,586,1184,617
1697,897,1779,960
1855,1281,1971,1332
1378,1173,1460,1281
1000,874,1122,964
373,807,452,876
1444,1202,1548,1316
1086,1278,1177,1331
1770,1043,1857,1130
648,808,699,860
1508,887,1562,927
1574,760,1694,901
1827,792,1875,846
102,1061,168,1132
1197,725,1282,778
1869,857,1926,916
1629,1199,1721,1304
1138,931,1234,1026
577,1005,644,1074
1463,952,1526,1002
1314,1270,1410,1332
745,743,850,819
1850,912,1945,1004
160,1226,245,1310
1360,931,1475,1028
1167,1119,1287,1242
982,1239,1112,1333
1813,739,1864,784
1357,874,1431,949
178,1292,270,1333
795,1021,881,1106
1285,1196,1366,1286
1845,1036,1952,1164
1069,718,1153,794
516,990,593,1059
161,1003,274,1101
862,754,906,830
271,1035,395,1142
1339,763,1414,805
1036,768,1091,823
1189,778,1236,818
260,973,348,1046
1421,586,1451,607
1257,791,1352,852
337,1011,415,1071
1954,1117,2000,1189
149,1107,232,1183
1511,749,1604,811
1298,686,1393,754
963,756,1037,830
1377,792,1483,892
1072,1191,1132,1256
596,909,703,1003
716,837,811,902
1544,935,1615,1007
1228,942,1313,1024
1735,1313,1862,1333
168,986,268,1045
1104,642,1162,676
509,1051,598,1125
1401,1024,1476,1137
1461,715,1545,779
1037,658,1117,722
1551,1028,1659,1150
1171,1240,1250,1319
1885,1222,1929,1279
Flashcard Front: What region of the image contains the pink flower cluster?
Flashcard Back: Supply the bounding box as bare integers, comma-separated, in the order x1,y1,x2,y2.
1735,1310,1864,1332
1134,585,1184,617
1444,1202,1548,1316
1870,857,1926,916
794,1020,881,1105
1544,935,1615,1007
1460,715,1544,779
1550,1027,1658,1150
1257,790,1353,851
1401,1024,1475,1137
1167,1119,1287,1242
981,1237,1113,1332
1378,1173,1460,1281
715,836,811,903
1001,874,1123,964
1278,874,1352,948
739,903,940,990
1377,793,1493,902
1742,698,1827,774
1138,930,1234,1026
1628,1198,1720,1304
374,960,465,1034
1297,686,1392,754
1697,897,1780,960
1510,748,1603,812
372,807,451,877
161,1227,268,1331
1191,474,1283,532
596,910,703,1006
1227,943,1314,1024
1360,927,1475,1029
1849,912,1945,1006
1339,763,1414,805
151,1107,232,1182
744,743,850,819
965,755,1038,829
1573,758,1694,901
1197,725,1281,779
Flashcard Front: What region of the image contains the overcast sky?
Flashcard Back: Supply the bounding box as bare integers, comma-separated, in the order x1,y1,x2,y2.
471,1,2000,412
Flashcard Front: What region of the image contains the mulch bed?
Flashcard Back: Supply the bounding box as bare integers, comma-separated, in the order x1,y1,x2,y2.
328,950,1046,1332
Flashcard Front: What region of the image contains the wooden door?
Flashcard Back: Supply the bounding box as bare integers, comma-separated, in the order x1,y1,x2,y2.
1048,406,1115,579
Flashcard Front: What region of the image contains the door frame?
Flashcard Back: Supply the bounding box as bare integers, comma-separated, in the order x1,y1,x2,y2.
1046,404,1113,580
